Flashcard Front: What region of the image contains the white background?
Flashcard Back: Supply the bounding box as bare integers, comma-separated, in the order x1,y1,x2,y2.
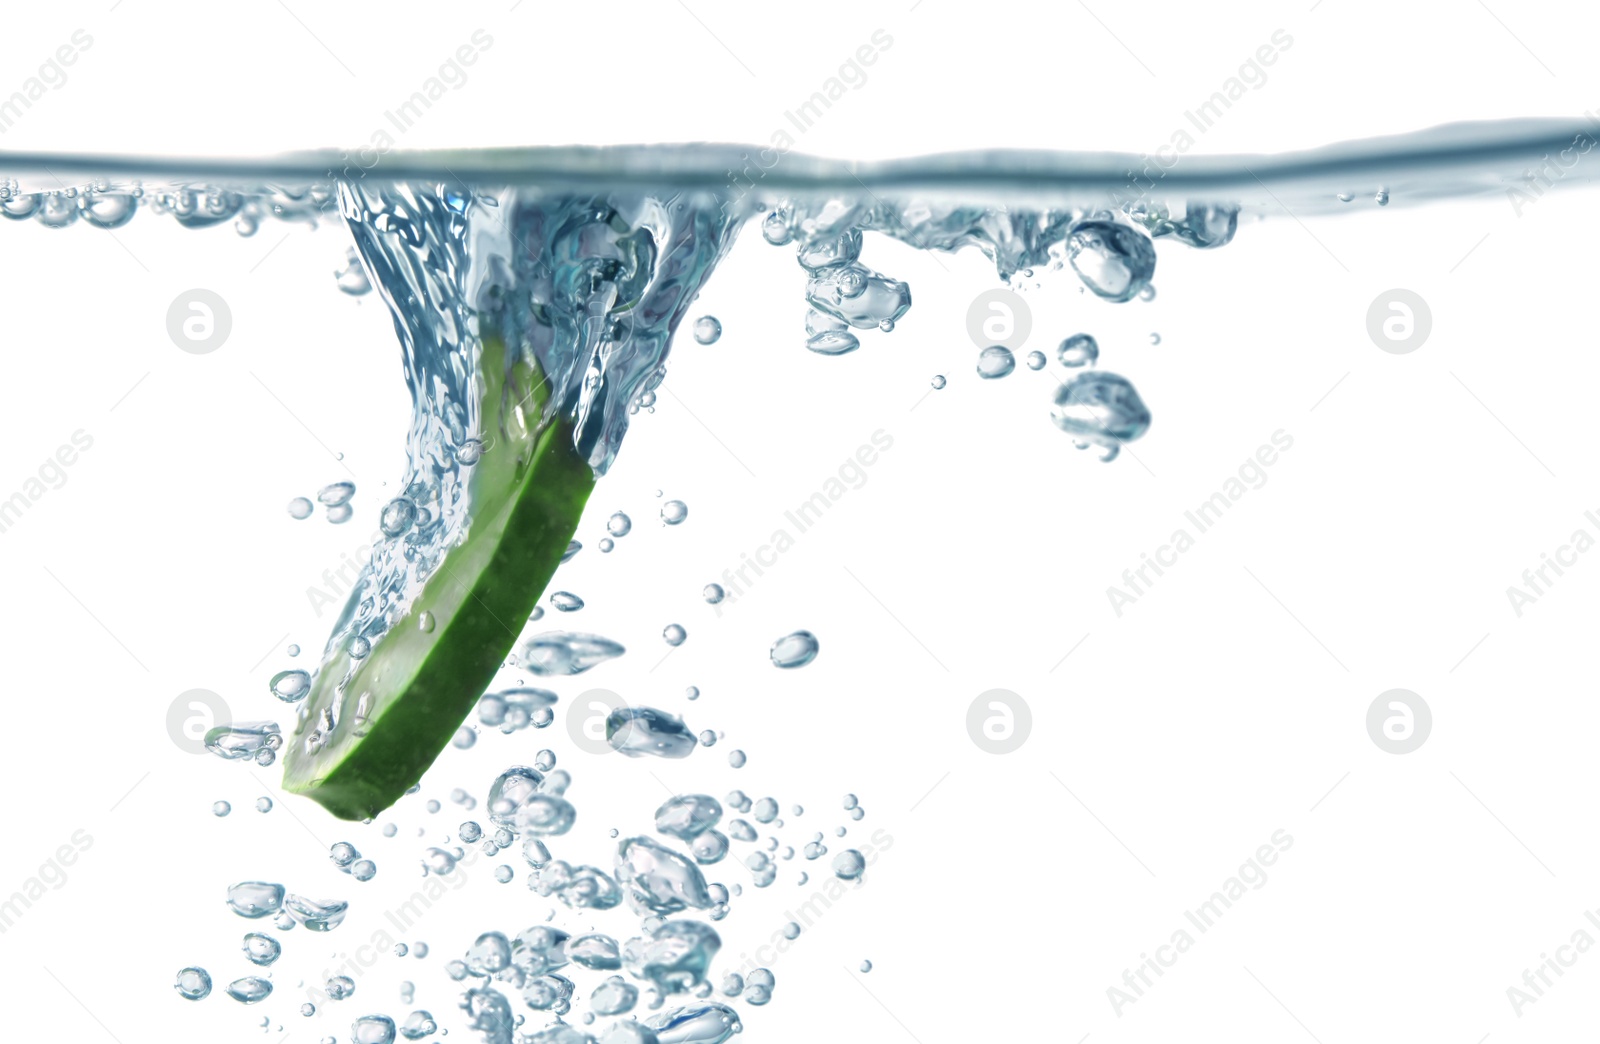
2,2,1600,1043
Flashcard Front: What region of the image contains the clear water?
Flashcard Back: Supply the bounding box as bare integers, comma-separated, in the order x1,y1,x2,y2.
8,118,1594,1043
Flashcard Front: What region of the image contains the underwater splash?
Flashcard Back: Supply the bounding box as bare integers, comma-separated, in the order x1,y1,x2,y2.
11,117,1600,1042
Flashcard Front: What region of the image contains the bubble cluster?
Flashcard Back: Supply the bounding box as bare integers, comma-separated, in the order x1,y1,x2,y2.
140,164,1256,1044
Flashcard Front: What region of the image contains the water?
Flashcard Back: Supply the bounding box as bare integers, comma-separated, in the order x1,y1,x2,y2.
550,591,585,613
225,881,285,919
655,795,724,841
1050,373,1153,460
400,1011,438,1040
768,631,819,669
205,721,281,761
1057,333,1099,367
225,976,274,1004
624,920,722,991
270,669,312,702
516,633,627,676
648,1003,743,1044
605,706,697,758
830,849,867,881
976,345,1016,379
282,893,350,932
175,967,212,1001
17,120,1594,1043
353,1015,399,1044
1063,220,1159,301
243,932,282,966
22,123,1579,685
691,316,722,345
590,975,639,1016
617,836,717,914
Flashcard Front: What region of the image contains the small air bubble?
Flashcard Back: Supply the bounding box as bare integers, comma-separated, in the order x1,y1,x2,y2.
693,316,722,344
976,345,1016,379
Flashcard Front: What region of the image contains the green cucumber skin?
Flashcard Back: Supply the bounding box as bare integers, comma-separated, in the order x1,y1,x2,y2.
282,342,596,821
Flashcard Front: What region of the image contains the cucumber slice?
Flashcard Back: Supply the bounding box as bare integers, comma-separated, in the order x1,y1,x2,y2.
282,335,595,820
